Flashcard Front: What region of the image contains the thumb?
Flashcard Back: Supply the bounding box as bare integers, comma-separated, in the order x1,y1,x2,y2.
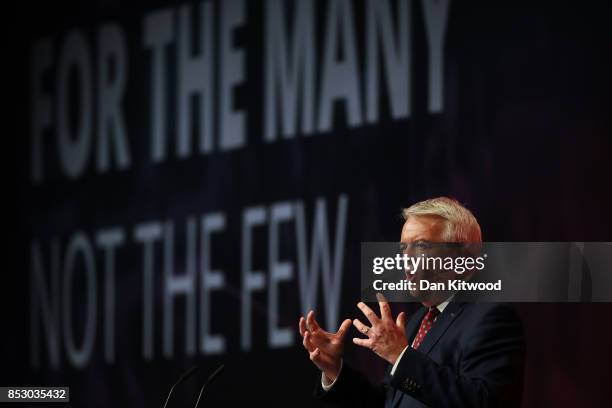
396,312,406,330
336,319,352,339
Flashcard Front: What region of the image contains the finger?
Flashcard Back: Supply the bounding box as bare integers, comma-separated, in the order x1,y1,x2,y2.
306,310,320,332
336,319,352,339
352,337,372,348
396,311,406,330
352,319,371,336
376,293,392,320
309,347,321,362
357,302,380,326
299,317,307,337
303,331,315,352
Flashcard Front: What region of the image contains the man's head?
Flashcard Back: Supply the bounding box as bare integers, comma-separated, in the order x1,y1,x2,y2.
401,197,481,244
400,197,482,306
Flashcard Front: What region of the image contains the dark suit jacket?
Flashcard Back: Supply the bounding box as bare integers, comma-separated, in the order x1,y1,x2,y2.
314,302,525,408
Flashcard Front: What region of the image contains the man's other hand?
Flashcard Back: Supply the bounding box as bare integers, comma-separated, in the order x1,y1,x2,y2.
299,311,352,383
352,294,408,364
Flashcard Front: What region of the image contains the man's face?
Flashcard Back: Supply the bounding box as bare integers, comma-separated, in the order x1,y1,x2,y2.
400,215,454,306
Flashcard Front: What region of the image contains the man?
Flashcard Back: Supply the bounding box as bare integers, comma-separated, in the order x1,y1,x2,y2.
298,197,525,407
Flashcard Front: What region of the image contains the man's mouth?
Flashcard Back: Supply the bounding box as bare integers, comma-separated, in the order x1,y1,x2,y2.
405,270,417,282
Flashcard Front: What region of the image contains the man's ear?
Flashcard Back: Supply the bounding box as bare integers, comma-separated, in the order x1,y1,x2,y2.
463,268,477,281
462,243,482,279
465,242,483,258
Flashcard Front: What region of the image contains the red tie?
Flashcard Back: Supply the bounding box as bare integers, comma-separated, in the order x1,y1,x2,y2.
412,308,440,350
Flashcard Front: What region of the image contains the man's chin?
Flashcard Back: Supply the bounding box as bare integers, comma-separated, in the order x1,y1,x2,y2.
409,288,430,302
410,286,447,307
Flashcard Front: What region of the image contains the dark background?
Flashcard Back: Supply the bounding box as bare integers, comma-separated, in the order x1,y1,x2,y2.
6,0,612,406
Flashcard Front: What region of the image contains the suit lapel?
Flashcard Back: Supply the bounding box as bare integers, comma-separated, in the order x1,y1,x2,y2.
418,301,464,355
406,307,427,344
390,307,427,408
391,303,464,407
390,304,465,407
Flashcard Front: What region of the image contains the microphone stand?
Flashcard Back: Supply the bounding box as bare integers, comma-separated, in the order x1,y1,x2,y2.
193,364,225,408
161,365,200,408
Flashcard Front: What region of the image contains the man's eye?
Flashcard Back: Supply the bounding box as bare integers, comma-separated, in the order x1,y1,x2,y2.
414,242,430,250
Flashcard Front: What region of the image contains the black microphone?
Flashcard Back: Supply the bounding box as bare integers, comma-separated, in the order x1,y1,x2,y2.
161,365,201,408
193,364,225,408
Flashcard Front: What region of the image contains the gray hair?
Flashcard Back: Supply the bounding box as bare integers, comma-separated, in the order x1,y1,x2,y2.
402,197,482,243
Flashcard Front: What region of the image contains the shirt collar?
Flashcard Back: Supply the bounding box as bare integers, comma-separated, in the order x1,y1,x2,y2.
436,301,450,313
434,293,455,313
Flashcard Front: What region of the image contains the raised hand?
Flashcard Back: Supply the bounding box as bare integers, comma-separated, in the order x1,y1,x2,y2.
352,294,408,364
299,310,352,382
